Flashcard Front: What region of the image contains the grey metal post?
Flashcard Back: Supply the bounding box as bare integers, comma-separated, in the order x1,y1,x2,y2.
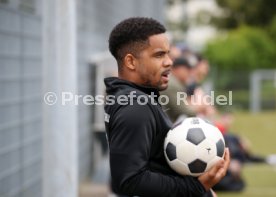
250,69,276,113
250,71,261,113
42,0,78,197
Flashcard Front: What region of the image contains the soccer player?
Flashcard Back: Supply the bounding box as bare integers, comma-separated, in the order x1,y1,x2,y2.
104,17,230,197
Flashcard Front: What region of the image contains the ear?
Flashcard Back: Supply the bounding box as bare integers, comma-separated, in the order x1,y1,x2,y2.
124,53,138,70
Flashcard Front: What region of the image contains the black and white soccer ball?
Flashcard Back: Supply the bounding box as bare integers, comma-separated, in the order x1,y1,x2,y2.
164,117,225,177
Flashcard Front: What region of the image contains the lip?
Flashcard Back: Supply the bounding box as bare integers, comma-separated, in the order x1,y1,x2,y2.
162,69,171,76
161,69,171,82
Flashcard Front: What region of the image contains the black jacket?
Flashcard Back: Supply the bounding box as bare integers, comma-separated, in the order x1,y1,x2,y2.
104,77,208,197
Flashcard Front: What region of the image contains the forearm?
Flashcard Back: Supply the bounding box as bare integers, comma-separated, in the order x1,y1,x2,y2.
113,167,206,197
110,153,206,197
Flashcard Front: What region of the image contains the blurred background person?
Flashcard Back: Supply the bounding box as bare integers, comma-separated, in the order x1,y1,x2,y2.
161,57,206,123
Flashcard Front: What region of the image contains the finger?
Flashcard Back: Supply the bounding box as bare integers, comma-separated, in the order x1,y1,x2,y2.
215,148,231,178
215,163,228,178
207,159,224,178
223,148,231,169
223,147,229,159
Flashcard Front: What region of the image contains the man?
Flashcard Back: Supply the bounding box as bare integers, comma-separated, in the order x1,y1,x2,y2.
104,17,230,197
161,57,199,123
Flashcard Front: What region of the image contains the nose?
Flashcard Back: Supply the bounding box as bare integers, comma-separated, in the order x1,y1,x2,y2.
164,55,173,68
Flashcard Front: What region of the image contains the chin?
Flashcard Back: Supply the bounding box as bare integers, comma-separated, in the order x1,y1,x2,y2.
158,84,169,91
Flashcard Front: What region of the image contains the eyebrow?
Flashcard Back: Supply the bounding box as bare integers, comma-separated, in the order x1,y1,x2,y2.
153,48,170,53
152,49,170,54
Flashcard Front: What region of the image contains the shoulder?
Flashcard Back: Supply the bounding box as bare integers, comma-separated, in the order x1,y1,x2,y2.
105,87,160,125
112,97,155,122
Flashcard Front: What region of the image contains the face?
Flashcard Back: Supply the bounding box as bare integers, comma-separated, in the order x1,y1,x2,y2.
196,60,209,82
135,33,172,91
174,66,190,84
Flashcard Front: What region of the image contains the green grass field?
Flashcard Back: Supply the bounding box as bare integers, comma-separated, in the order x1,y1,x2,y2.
218,111,276,197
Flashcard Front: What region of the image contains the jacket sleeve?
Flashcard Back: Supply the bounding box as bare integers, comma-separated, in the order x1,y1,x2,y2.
108,101,207,197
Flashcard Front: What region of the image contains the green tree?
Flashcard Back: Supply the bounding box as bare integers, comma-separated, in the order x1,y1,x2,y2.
213,0,276,29
268,16,276,42
204,26,276,70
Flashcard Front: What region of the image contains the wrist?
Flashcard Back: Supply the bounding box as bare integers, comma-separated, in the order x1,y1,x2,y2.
198,176,210,191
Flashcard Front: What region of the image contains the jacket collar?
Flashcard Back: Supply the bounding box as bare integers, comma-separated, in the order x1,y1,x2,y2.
104,77,160,97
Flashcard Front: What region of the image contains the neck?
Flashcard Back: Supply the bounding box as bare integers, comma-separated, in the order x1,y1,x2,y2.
118,71,142,85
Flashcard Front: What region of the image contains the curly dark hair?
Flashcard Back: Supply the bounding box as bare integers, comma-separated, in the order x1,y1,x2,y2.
108,17,166,70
